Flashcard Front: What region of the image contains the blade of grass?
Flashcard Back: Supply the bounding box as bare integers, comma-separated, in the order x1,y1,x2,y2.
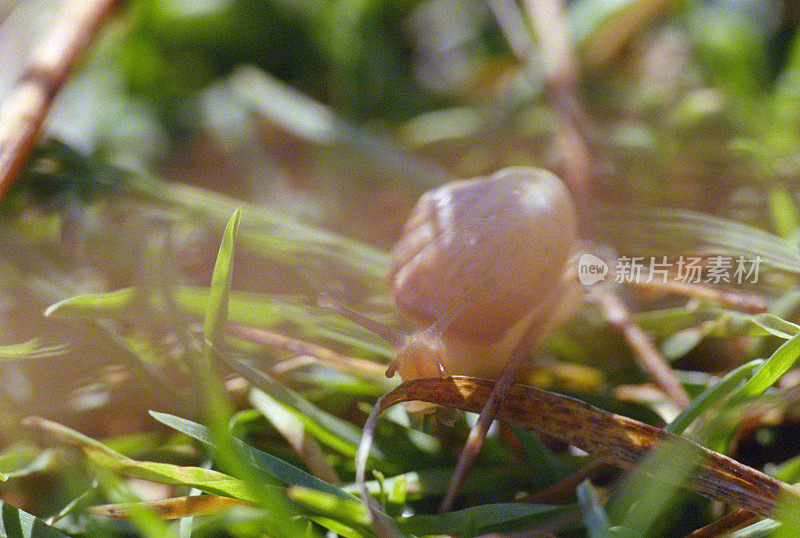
666,359,764,435
48,487,100,525
609,439,700,536
290,484,566,537
361,376,800,520
0,500,70,537
398,502,565,536
0,339,70,360
247,388,340,484
195,209,305,533
149,411,355,501
576,479,610,537
287,486,372,530
225,355,373,458
203,209,239,349
511,428,569,486
0,443,53,481
728,331,800,407
22,416,258,502
92,467,179,538
749,314,800,340
88,453,259,502
44,287,136,318
88,495,250,520
727,519,780,537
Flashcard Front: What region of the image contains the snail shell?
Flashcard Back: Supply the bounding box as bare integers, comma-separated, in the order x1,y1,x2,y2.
387,167,581,381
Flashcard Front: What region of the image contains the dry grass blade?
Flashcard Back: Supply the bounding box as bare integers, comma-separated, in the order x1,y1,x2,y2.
524,460,609,505
87,495,249,520
630,273,767,314
0,0,120,199
225,322,387,379
357,376,800,521
687,508,758,537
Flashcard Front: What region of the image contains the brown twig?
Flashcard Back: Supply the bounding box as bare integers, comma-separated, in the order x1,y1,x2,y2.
463,0,692,516
524,460,611,505
632,274,768,314
490,0,599,239
489,0,690,408
0,0,119,200
685,508,758,537
225,322,387,380
438,319,548,512
437,279,576,513
589,282,692,409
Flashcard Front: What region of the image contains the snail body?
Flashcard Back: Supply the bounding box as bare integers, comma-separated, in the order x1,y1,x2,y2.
387,167,581,382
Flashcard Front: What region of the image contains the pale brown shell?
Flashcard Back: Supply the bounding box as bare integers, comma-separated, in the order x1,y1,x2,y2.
387,167,578,342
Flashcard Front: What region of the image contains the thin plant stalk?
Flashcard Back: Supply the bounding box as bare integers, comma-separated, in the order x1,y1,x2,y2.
0,0,120,199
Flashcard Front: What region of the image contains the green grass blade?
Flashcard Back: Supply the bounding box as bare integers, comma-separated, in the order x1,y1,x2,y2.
23,415,257,502
729,331,800,406
510,428,568,486
0,442,51,481
610,439,700,536
204,209,240,348
749,314,800,340
287,486,372,529
22,416,129,460
87,451,258,503
727,519,780,537
0,446,53,482
0,501,70,537
0,339,70,361
576,479,611,537
149,411,355,501
398,502,565,536
226,357,370,458
197,211,305,532
666,359,764,434
44,288,137,318
289,485,567,536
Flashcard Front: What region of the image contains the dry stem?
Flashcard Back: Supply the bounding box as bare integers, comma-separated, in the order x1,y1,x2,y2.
225,322,387,380
0,0,119,200
686,508,758,537
589,282,692,409
491,0,599,238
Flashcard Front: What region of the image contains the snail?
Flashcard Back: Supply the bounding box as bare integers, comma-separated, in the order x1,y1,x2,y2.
384,166,582,384
323,166,582,390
